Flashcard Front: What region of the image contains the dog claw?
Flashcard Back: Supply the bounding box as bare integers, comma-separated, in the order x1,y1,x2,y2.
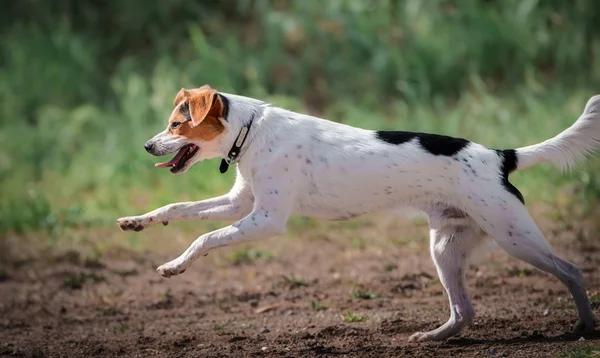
117,217,150,231
408,332,427,342
156,262,185,278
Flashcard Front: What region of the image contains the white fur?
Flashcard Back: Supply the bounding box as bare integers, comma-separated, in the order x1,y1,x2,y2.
117,92,599,341
516,95,600,170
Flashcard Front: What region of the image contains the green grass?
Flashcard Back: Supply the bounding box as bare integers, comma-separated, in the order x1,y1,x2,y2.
341,312,367,323
351,289,383,300
311,301,331,311
507,266,533,278
588,291,600,309
384,263,398,272
62,271,104,289
113,324,129,334
212,319,234,332
226,248,274,266
282,275,308,289
62,273,87,289
560,346,600,358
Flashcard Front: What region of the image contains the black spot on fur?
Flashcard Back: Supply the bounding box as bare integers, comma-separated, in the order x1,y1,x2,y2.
375,131,469,156
441,207,468,219
218,94,229,120
496,149,525,204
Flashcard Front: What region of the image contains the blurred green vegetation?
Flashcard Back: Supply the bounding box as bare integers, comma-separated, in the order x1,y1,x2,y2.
1,0,600,235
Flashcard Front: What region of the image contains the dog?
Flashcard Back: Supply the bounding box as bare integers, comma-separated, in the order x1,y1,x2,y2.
117,85,599,341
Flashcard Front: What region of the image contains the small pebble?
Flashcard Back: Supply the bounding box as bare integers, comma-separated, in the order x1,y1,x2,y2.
578,336,585,341
543,308,550,316
261,346,268,351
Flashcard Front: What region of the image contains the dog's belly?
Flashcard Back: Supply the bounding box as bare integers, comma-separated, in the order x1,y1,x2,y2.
293,183,454,221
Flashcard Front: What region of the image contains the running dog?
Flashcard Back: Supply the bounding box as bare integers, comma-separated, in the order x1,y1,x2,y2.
117,85,599,341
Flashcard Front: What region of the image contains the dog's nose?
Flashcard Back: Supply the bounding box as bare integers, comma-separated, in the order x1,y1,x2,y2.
144,142,154,153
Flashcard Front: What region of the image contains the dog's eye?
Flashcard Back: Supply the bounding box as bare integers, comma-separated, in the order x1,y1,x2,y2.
171,122,181,129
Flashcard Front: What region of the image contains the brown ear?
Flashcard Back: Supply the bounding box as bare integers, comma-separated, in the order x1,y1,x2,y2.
188,88,222,127
173,88,189,107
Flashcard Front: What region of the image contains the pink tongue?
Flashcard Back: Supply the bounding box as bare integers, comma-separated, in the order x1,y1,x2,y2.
155,146,189,168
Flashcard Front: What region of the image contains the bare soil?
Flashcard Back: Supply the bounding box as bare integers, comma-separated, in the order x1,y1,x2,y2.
1,213,599,357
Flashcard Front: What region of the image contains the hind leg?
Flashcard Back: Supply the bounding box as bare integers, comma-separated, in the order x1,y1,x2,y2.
468,192,596,333
409,209,485,342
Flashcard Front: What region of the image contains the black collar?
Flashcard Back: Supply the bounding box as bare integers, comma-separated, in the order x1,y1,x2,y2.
219,114,255,174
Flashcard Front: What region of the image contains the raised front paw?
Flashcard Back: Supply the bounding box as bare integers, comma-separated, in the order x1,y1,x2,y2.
117,216,148,232
156,260,186,278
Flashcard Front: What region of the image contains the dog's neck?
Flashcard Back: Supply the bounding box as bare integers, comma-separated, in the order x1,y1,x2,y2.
217,93,268,165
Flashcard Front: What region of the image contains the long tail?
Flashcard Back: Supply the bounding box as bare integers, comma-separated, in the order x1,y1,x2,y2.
514,95,600,171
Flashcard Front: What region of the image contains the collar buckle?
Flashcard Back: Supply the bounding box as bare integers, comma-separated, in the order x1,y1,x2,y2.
219,116,254,174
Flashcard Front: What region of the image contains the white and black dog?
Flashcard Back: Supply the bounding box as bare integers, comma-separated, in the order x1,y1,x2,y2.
118,85,599,341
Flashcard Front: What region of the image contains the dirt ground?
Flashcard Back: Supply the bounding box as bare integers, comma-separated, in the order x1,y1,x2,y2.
1,211,599,358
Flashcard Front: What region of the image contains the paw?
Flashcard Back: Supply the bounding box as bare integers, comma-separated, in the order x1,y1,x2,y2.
409,332,435,342
116,216,148,231
573,318,596,333
156,260,186,278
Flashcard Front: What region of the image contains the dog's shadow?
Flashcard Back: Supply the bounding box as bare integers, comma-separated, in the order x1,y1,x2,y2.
446,330,600,346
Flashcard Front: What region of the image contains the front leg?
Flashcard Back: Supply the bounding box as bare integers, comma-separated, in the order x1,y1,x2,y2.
117,194,250,231
156,208,289,277
117,171,253,231
157,177,294,277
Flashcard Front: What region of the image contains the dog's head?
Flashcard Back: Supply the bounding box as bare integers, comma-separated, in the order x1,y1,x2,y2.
145,85,227,174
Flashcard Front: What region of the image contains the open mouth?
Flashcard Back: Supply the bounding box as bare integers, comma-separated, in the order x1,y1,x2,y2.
155,144,199,173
